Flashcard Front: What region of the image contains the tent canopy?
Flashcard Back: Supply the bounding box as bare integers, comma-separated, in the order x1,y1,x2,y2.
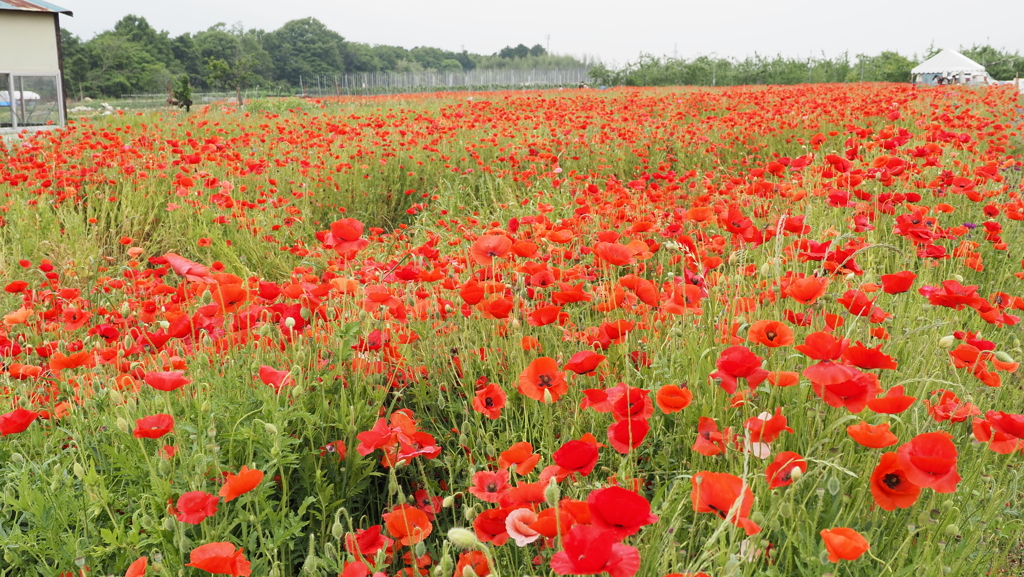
912,50,986,75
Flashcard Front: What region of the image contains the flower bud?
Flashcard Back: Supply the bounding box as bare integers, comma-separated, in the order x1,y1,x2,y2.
938,335,956,349
116,417,131,434
10,452,24,465
73,462,86,480
331,520,345,540
265,423,279,436
108,389,123,405
447,527,479,549
163,517,176,531
996,351,1015,364
442,495,455,508
544,476,560,508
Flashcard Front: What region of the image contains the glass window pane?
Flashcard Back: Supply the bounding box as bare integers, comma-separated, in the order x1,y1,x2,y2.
0,74,12,128
12,75,60,127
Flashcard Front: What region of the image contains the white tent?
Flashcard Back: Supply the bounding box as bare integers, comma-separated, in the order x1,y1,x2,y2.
912,50,991,85
912,50,985,74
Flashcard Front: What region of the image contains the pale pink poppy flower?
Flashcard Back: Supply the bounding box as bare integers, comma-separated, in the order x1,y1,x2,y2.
505,508,540,547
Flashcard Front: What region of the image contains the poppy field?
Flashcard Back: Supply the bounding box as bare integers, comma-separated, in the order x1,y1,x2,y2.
1,83,1023,577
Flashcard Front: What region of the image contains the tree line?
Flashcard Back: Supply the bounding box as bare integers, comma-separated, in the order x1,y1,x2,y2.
60,15,588,99
589,45,1023,87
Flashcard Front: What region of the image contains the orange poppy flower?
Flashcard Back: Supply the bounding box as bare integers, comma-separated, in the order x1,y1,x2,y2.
383,503,433,546
785,276,829,305
517,357,568,403
746,320,794,348
690,471,760,536
820,528,869,562
125,557,148,577
846,421,898,448
470,234,512,265
767,370,799,387
219,466,264,502
185,542,251,576
655,384,692,414
498,442,541,475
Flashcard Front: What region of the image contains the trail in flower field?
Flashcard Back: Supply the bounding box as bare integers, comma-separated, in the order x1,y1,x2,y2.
0,84,1023,577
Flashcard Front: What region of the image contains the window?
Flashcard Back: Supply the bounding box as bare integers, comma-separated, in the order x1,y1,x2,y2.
0,73,63,129
0,74,12,128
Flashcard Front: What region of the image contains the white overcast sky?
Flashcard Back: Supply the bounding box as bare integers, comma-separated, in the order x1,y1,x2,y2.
57,0,1023,66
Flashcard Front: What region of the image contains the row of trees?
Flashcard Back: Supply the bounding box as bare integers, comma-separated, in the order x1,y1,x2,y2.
61,15,587,98
590,46,1023,87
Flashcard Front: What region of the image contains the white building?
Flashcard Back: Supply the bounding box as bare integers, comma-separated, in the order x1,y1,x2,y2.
0,0,72,134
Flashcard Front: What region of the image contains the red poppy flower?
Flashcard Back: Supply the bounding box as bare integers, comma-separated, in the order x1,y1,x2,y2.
468,470,512,503
972,414,1024,454
133,414,175,439
472,383,507,420
518,357,568,402
841,342,898,370
219,466,264,502
344,525,392,559
550,525,641,577
820,528,869,562
587,486,659,539
593,241,637,266
794,332,849,360
923,390,980,423
0,408,39,436
869,452,921,510
553,438,601,479
895,432,961,493
746,320,794,348
846,421,898,448
655,384,692,414
765,451,807,489
563,350,606,375
607,418,651,454
803,362,880,413
744,407,793,444
609,386,653,422
473,507,513,546
880,271,916,294
144,370,191,392
709,345,769,394
690,471,761,535
470,234,513,265
866,386,916,414
383,504,433,546
327,218,370,258
185,542,251,576
258,365,292,394
175,491,219,524
692,417,731,457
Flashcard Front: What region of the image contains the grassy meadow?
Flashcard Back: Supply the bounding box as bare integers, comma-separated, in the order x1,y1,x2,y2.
0,84,1023,577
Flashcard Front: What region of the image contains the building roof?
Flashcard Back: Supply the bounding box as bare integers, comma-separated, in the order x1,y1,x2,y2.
0,0,72,16
912,49,985,75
